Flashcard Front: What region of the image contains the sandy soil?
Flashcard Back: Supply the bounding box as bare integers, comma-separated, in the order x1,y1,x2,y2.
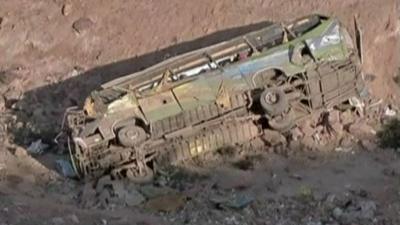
0,0,399,224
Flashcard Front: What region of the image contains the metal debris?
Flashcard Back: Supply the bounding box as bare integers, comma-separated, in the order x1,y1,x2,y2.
349,97,365,116
55,159,77,178
27,139,49,155
384,105,396,117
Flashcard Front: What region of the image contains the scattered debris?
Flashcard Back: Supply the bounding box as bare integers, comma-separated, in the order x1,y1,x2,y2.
95,176,146,208
72,17,94,34
27,139,49,155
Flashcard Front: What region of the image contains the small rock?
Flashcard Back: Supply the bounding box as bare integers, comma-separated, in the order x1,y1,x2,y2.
96,176,145,207
68,214,80,224
13,146,28,157
335,146,352,153
101,219,108,225
348,122,376,139
291,127,304,141
329,110,340,124
384,105,396,117
360,139,378,151
289,173,302,180
340,110,354,125
332,207,344,219
306,222,322,225
61,2,72,16
145,193,187,212
139,185,175,199
27,139,49,155
0,95,5,111
215,170,254,190
382,167,397,177
97,188,112,208
325,193,337,204
124,188,145,207
51,217,65,225
300,121,316,137
210,193,254,209
96,175,113,192
72,17,94,34
3,89,22,109
358,200,377,219
262,129,287,146
68,67,83,77
298,185,314,200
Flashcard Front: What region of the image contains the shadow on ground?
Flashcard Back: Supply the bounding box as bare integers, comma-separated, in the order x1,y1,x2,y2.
8,20,274,173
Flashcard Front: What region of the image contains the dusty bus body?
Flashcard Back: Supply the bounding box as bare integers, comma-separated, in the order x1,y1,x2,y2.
62,15,364,181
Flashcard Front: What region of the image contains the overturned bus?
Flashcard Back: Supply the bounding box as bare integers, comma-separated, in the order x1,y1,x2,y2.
62,15,365,181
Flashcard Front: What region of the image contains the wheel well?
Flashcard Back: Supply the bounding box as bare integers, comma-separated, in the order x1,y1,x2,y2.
113,117,148,132
252,68,287,88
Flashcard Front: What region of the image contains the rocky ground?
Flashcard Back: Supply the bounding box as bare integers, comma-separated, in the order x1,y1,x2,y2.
0,0,400,224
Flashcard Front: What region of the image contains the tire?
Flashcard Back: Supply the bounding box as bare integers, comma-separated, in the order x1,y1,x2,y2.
260,88,289,116
268,109,295,132
126,164,154,184
117,125,147,147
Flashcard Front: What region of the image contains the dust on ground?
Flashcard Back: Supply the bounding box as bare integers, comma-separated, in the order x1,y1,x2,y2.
0,0,400,224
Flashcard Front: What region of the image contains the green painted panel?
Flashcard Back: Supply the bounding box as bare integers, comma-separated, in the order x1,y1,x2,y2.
138,91,182,122
173,76,221,111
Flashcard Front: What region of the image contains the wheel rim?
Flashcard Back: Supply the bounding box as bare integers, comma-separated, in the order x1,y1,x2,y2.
264,91,279,105
118,126,146,147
